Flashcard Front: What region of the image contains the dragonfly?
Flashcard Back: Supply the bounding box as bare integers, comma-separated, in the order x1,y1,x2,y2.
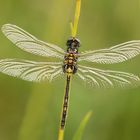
1,23,140,88
1,2,140,139
1,23,140,128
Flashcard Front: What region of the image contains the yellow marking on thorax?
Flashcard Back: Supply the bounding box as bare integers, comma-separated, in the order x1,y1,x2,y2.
68,60,73,63
66,67,73,73
68,57,73,60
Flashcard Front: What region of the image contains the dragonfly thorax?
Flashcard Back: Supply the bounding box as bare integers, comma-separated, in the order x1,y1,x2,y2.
63,38,80,74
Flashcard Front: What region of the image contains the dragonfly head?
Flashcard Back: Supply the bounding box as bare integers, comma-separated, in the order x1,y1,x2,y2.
66,38,80,53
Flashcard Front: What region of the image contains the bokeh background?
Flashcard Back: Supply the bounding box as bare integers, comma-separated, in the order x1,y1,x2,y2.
0,0,140,140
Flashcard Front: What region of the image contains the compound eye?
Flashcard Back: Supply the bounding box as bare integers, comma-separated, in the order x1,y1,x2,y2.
74,39,80,46
66,41,70,46
66,39,73,46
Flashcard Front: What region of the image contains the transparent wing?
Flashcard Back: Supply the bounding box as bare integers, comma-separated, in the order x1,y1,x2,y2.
77,65,140,88
0,59,63,82
79,40,140,64
1,24,65,59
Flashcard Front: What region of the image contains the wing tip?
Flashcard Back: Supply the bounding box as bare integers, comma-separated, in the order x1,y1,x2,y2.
1,23,16,33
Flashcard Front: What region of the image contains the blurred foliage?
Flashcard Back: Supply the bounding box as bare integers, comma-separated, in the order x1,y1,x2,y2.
0,0,140,140
72,111,92,140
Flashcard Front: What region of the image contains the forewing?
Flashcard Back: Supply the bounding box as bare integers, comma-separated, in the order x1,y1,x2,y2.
79,40,140,64
1,24,65,59
77,65,140,88
0,59,63,82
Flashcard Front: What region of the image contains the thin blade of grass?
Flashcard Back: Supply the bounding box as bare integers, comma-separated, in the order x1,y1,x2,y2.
72,111,92,140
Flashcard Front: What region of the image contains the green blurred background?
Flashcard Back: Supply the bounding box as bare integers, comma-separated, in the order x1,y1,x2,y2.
0,0,140,140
